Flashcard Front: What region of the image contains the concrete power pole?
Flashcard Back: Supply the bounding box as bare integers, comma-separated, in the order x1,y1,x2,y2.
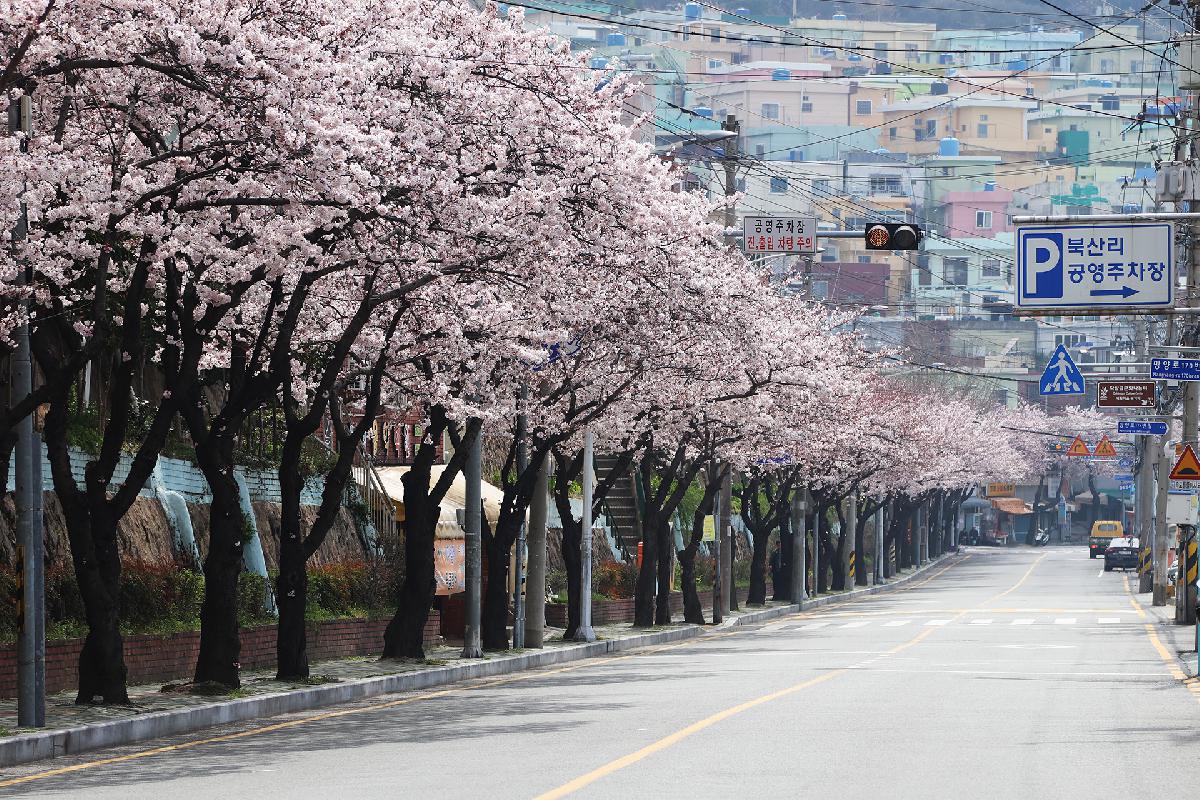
512,406,527,649
461,421,483,658
10,93,45,727
574,431,597,642
792,489,808,603
524,456,548,648
719,469,733,616
1137,320,1154,594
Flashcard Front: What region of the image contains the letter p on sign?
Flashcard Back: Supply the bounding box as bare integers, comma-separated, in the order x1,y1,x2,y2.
1023,232,1063,299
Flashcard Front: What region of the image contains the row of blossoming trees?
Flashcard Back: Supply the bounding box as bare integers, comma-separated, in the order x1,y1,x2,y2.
2,0,1073,704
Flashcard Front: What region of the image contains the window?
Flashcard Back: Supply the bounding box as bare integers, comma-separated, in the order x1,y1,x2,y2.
1100,95,1119,111
981,258,1002,278
1044,127,1053,133
943,257,968,285
736,178,746,192
801,95,813,113
889,127,897,140
1054,334,1084,349
905,43,919,62
856,100,872,115
977,123,989,138
707,27,721,42
811,280,830,299
770,176,789,193
755,144,765,157
926,119,937,138
813,178,830,192
761,102,780,120
976,210,993,229
979,114,988,121
869,175,903,195
857,255,872,263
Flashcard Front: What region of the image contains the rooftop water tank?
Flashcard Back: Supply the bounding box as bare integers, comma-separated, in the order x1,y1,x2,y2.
1122,203,1141,214
684,2,701,20
930,81,949,95
984,180,996,192
833,12,848,20
874,62,891,75
939,136,960,156
1099,79,1114,87
1006,59,1027,71
606,32,625,46
771,68,791,81
693,106,714,119
590,57,609,69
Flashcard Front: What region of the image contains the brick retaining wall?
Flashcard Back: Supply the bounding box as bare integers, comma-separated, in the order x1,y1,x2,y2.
0,611,440,698
545,586,761,627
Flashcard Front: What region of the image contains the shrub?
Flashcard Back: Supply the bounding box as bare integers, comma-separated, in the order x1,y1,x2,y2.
593,560,636,600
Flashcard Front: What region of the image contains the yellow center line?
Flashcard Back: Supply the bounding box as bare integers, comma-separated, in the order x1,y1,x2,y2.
982,554,1045,604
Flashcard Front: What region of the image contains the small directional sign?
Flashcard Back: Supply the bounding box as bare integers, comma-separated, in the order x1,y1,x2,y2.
1066,436,1091,457
1151,358,1200,381
1170,445,1200,481
1118,420,1169,436
1015,223,1173,309
1093,434,1118,458
1040,345,1085,396
1118,457,1133,469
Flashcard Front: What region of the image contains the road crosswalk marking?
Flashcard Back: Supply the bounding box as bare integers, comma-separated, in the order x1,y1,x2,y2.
1013,619,1035,625
1098,618,1121,624
924,619,951,626
839,621,870,629
782,617,1135,632
969,619,994,625
799,622,831,630
882,620,911,627
1054,618,1076,625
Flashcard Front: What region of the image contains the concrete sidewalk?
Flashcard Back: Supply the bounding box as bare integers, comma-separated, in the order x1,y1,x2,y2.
0,554,961,768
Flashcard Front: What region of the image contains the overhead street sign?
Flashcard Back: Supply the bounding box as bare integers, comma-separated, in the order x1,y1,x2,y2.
1118,420,1169,436
1151,358,1200,381
1015,222,1173,309
743,216,817,254
1039,345,1085,396
1096,380,1156,408
986,482,1015,497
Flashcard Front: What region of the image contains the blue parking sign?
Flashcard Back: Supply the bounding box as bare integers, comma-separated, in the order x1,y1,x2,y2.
1016,223,1173,309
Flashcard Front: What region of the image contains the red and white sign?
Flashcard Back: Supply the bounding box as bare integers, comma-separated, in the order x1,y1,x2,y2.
742,216,818,254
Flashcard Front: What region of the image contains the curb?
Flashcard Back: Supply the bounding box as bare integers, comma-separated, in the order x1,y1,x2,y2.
0,552,961,768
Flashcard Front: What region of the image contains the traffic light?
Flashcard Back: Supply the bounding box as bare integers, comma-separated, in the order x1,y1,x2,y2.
864,223,922,251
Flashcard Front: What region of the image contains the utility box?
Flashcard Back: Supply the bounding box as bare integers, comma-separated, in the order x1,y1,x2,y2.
1155,162,1199,203
1166,491,1199,526
1179,35,1200,91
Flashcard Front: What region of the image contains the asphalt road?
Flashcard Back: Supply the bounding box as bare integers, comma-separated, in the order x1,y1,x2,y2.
3,546,1199,799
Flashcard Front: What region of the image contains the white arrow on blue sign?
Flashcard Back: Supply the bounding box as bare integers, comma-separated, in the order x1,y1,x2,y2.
1118,420,1168,435
1039,344,1085,396
1015,223,1174,309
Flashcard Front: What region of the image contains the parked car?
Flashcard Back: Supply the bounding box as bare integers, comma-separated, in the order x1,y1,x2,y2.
1104,537,1139,572
1090,520,1124,558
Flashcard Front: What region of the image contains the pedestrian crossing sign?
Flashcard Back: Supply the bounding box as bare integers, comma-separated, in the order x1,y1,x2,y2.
1066,436,1091,457
1039,344,1085,396
1093,435,1117,458
1170,445,1200,481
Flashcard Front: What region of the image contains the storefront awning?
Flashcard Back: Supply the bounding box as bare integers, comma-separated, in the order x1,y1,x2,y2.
991,497,1033,516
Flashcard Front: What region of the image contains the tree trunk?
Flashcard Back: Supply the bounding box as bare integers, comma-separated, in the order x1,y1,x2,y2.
72,509,127,704
633,510,658,628
678,540,705,624
482,515,516,650
275,440,309,679
728,528,740,611
654,518,673,625
193,460,246,688
830,503,848,591
382,492,437,659
561,515,582,639
854,505,870,587
773,505,792,601
747,527,769,605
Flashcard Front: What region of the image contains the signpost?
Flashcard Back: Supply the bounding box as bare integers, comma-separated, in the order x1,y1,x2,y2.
1169,445,1200,481
1119,420,1169,435
1151,358,1200,381
986,482,1015,497
742,216,817,254
1097,381,1156,408
1015,222,1174,310
1039,345,1086,396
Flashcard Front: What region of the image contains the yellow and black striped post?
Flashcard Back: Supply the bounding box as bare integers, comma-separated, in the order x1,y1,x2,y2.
1139,547,1152,577
888,541,896,572
1185,533,1198,625
848,551,856,582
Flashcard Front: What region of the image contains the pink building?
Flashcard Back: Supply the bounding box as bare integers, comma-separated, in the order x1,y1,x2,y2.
943,187,1013,239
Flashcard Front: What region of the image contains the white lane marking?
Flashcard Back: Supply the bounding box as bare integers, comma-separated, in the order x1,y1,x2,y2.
1054,618,1076,625
799,622,831,630
924,619,951,627
839,621,871,629
1097,617,1121,624
1013,618,1035,625
969,619,994,625
882,620,911,627
1097,570,1105,578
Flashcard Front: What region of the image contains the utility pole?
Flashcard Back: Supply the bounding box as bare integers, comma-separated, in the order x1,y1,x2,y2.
792,489,808,603
722,114,740,238
512,402,528,649
524,455,548,648
876,496,886,584
574,430,597,642
1136,320,1154,593
461,420,483,658
718,469,732,616
10,92,44,728
717,115,738,616
1154,323,1172,607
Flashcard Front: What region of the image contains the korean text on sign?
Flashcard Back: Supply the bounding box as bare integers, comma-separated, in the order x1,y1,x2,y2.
1063,236,1166,286
742,216,818,254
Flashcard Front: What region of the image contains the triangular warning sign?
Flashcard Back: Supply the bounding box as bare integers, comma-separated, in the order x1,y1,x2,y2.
1170,445,1200,481
1093,434,1117,458
1066,436,1091,457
